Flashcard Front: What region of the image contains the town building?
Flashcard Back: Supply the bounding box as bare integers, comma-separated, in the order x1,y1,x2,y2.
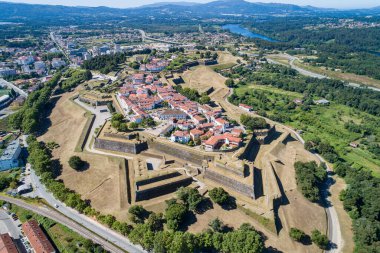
22,220,55,253
160,109,188,120
170,130,190,144
239,103,253,112
0,140,21,171
0,68,16,77
51,58,66,69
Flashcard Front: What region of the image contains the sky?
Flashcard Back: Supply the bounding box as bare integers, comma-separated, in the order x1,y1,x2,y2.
3,0,379,9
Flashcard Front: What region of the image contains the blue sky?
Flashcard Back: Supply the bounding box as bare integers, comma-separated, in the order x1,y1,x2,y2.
4,0,379,9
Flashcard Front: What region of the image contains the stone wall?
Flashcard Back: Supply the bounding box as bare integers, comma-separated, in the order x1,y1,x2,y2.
147,139,214,165
94,138,148,154
205,169,255,199
214,161,245,178
104,132,136,140
136,172,182,187
135,176,193,201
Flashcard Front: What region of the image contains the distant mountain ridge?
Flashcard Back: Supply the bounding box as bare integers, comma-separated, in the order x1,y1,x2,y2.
0,0,379,22
139,1,201,8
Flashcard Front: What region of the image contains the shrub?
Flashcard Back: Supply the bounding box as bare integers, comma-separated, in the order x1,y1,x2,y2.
311,229,329,249
68,156,85,171
209,187,230,205
289,227,307,242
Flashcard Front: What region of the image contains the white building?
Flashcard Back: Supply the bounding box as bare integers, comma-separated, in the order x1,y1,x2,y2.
0,140,21,171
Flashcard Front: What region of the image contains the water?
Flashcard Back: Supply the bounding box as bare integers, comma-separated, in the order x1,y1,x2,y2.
222,24,277,42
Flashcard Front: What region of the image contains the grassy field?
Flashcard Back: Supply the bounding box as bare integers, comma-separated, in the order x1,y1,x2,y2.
210,63,237,71
235,84,380,176
0,89,10,96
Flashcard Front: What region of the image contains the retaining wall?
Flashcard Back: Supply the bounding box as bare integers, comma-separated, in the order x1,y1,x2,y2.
94,138,148,154
146,138,214,165
135,176,193,201
204,169,255,199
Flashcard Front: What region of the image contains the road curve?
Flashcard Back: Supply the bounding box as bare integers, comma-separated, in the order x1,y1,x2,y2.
222,88,342,253
267,54,380,92
0,195,125,253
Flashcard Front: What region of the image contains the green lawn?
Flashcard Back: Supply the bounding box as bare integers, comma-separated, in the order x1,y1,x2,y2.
0,89,11,96
234,84,380,176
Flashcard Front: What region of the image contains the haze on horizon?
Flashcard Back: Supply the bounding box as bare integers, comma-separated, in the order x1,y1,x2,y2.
2,0,379,9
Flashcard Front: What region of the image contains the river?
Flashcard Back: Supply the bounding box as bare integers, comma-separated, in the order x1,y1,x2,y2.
222,24,277,42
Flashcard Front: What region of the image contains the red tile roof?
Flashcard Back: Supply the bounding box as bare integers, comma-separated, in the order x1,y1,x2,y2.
22,220,55,253
0,233,18,253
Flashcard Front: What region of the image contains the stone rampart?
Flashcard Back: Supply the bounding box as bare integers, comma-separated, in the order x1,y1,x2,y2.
205,169,255,199
94,138,148,154
135,176,193,201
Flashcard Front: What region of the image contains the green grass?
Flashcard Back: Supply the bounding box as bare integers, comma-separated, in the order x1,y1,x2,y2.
237,204,277,234
0,89,11,96
210,63,237,71
0,117,15,132
235,84,380,176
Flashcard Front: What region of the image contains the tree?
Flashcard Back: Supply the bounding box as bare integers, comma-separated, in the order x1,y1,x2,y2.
289,227,307,242
225,78,235,88
209,187,230,205
176,187,203,211
294,161,327,202
311,229,329,249
68,156,85,171
165,203,187,231
221,224,264,253
129,122,138,130
199,94,211,105
129,205,148,224
209,218,224,232
146,213,164,232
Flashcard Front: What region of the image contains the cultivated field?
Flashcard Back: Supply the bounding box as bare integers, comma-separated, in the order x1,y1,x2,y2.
38,90,129,220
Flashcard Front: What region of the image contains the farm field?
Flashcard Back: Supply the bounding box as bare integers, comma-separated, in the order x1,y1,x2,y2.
234,84,380,176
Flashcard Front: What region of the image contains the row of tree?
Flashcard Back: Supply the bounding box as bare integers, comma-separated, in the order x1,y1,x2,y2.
125,187,264,253
8,72,61,134
335,162,380,252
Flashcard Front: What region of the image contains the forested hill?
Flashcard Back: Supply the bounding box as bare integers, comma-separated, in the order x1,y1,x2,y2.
1,0,380,25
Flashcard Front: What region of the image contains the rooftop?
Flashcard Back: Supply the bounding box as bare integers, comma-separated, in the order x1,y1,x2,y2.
0,140,20,161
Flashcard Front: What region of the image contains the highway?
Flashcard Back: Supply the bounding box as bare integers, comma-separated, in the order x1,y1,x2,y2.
138,29,181,45
0,195,126,253
222,88,342,253
267,54,380,92
0,78,28,97
28,165,145,253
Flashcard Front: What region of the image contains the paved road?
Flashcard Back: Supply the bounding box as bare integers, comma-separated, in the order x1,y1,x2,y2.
138,29,181,45
267,54,380,92
28,165,145,253
0,195,128,253
222,88,342,253
0,78,28,97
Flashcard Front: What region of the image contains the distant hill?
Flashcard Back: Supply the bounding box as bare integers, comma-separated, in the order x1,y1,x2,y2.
139,1,201,8
0,0,379,24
